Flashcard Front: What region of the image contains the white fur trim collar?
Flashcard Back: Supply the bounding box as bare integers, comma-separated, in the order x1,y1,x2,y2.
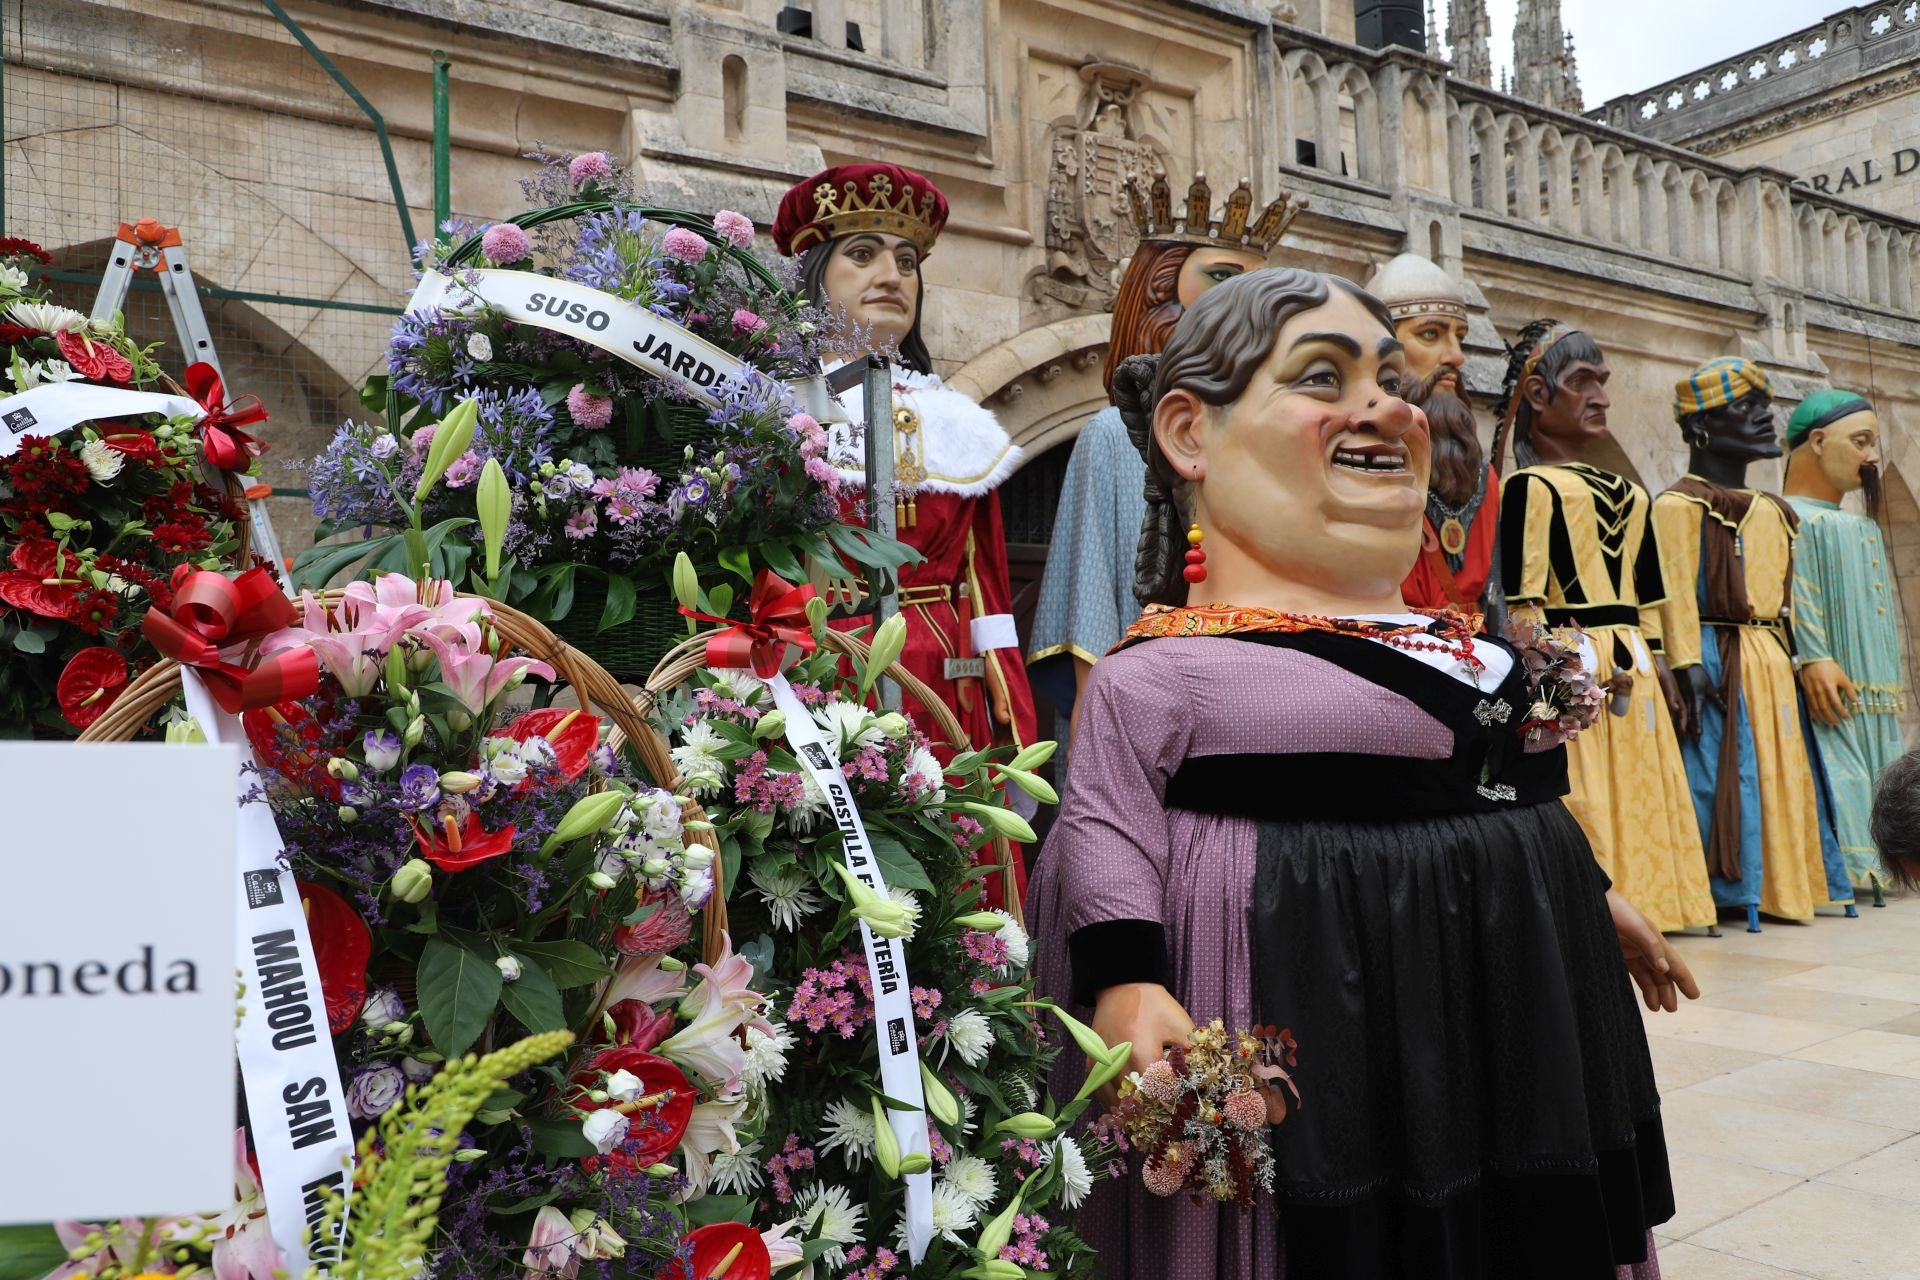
822,363,1022,497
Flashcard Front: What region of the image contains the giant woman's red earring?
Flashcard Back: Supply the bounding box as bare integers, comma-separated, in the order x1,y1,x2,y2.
1183,522,1208,584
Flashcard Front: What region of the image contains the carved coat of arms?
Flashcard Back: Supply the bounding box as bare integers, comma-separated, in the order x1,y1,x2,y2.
1030,65,1161,313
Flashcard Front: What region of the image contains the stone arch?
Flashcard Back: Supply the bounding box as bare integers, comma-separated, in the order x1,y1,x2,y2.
1335,63,1379,185
1868,222,1892,306
1467,103,1502,213
944,314,1114,458
1798,205,1825,291
1598,143,1635,245
1890,229,1914,311
1285,50,1341,175
1445,102,1475,208
1844,215,1869,300
1633,154,1664,255
1710,178,1741,272
1568,134,1603,240
1686,170,1716,266
1501,114,1538,224
1820,209,1844,294
1399,72,1446,194
1536,125,1574,232
1659,163,1692,261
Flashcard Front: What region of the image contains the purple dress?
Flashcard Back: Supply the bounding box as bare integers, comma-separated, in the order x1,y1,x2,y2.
1027,627,1671,1280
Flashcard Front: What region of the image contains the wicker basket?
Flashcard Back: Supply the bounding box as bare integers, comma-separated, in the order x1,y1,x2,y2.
607,627,1026,927
76,590,733,963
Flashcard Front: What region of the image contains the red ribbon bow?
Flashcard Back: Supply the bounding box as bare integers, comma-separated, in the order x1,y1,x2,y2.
184,362,269,473
678,569,819,678
141,566,320,714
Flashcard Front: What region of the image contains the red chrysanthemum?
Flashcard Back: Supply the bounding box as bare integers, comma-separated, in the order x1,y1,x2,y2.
499,707,601,787
6,436,90,500
0,322,41,343
0,236,52,263
152,519,211,555
571,1047,695,1175
56,647,129,729
66,587,119,635
298,878,372,1034
54,330,134,385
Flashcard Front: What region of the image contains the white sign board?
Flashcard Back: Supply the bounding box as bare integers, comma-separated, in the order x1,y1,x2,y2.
0,741,239,1222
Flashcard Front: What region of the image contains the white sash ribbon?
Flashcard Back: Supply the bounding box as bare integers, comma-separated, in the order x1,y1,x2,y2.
0,382,205,456
768,675,933,1262
180,672,355,1273
405,269,840,422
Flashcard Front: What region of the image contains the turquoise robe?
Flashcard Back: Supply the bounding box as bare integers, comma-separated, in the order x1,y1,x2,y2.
1787,496,1908,888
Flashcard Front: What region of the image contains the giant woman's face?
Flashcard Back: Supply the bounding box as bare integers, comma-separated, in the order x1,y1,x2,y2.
1174,246,1269,308
820,232,922,352
1176,288,1428,600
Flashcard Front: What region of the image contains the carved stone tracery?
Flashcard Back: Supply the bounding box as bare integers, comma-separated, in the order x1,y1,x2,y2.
1029,63,1162,315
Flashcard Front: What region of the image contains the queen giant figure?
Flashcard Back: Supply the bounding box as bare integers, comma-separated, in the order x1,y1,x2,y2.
1027,269,1689,1280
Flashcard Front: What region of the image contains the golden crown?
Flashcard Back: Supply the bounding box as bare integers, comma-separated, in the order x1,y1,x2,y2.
1125,171,1305,253
801,172,945,255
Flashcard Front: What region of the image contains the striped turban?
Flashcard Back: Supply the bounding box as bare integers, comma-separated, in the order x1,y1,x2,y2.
1673,357,1772,423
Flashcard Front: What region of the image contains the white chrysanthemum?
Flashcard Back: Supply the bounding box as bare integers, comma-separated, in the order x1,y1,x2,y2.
710,1138,765,1195
904,744,945,803
1049,1136,1094,1208
78,438,124,483
957,1090,979,1136
816,1098,876,1170
742,1020,795,1095
0,262,29,293
749,862,825,932
929,1182,980,1243
789,766,831,830
670,719,728,795
944,1008,994,1067
813,698,883,752
939,1153,997,1209
885,884,923,934
6,301,86,333
989,909,1031,973
706,666,767,703
794,1183,865,1269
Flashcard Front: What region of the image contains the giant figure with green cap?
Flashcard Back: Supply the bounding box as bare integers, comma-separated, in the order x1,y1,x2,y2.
1783,389,1907,894
1652,359,1855,928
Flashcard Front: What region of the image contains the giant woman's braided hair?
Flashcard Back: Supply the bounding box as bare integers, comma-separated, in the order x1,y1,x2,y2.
1113,267,1394,606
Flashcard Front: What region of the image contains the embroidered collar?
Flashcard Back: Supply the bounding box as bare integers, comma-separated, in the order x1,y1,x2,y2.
823,362,1022,497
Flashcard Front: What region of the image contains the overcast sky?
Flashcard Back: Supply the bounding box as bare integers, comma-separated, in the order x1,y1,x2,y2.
1479,0,1833,108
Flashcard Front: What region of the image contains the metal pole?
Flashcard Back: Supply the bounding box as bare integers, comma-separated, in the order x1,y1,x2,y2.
432,51,451,242
862,356,900,711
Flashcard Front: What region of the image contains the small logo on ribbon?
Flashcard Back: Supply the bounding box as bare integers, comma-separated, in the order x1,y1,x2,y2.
3,406,37,434
801,742,833,770
243,869,285,909
886,1016,910,1057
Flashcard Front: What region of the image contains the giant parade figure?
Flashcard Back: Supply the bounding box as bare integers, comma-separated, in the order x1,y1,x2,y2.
1029,268,1688,1280
1362,254,1502,624
772,162,1038,899
1653,359,1854,927
1496,322,1714,933
1782,389,1907,897
1027,172,1298,745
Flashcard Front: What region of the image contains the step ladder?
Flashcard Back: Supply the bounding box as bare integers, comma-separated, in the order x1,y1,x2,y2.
90,218,291,592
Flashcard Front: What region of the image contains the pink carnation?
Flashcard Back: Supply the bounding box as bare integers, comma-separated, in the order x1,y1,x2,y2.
803,455,840,490
410,422,437,460
566,383,614,429
568,152,613,186
732,308,768,337
712,209,755,249
480,222,532,264
442,450,481,487
661,227,710,264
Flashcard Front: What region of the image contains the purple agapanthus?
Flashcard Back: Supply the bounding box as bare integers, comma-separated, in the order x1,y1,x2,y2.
469,384,559,483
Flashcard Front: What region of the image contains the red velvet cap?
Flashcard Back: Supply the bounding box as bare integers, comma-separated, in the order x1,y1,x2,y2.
772,162,949,258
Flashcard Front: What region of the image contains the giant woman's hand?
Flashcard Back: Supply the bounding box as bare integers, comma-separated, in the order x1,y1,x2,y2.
1608,888,1701,1013
1090,982,1195,1109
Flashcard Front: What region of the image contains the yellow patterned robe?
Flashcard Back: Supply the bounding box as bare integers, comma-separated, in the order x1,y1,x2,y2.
1502,464,1716,932
1652,483,1839,920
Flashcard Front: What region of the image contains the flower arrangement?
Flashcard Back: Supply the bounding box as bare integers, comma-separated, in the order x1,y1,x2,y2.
1504,617,1605,752
218,569,786,1279
0,238,255,735
294,152,909,640
646,612,1113,1278
1096,1021,1295,1209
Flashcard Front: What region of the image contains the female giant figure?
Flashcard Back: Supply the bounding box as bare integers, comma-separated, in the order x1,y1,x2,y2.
1027,269,1690,1279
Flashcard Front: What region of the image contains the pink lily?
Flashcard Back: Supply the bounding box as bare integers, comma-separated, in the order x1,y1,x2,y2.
45,1219,169,1280
166,1129,282,1280
301,632,390,697
420,631,554,715
521,1206,581,1280
659,971,751,1090
602,953,688,1009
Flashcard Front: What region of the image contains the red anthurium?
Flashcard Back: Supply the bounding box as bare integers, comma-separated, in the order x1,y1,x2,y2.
11,537,80,577
499,707,600,787
409,811,518,871
571,1047,695,1176
54,329,134,385
675,1223,771,1280
242,697,344,801
102,426,164,463
0,570,74,620
55,647,129,729
296,878,371,1034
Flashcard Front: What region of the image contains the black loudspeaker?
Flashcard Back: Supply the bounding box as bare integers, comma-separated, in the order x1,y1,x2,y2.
1354,0,1426,52
776,5,812,37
